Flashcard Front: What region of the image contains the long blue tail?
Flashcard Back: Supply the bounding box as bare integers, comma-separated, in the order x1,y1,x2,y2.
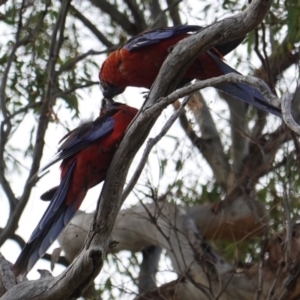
13,161,78,278
208,51,281,117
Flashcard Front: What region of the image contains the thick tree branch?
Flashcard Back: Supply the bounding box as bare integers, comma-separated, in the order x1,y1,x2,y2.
0,253,16,297
282,92,300,134
221,93,249,176
58,200,267,299
138,246,161,293
1,248,103,300
58,193,267,265
176,92,233,188
82,1,274,290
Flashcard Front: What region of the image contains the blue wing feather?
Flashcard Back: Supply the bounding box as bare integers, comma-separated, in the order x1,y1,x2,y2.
14,161,78,276
37,117,115,177
124,25,245,56
29,161,77,243
124,25,203,51
207,51,282,117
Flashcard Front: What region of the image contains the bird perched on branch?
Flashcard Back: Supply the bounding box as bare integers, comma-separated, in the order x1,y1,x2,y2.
99,24,281,117
13,98,138,277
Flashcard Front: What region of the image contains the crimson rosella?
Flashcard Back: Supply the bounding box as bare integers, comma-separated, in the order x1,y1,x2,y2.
99,25,281,117
13,99,138,277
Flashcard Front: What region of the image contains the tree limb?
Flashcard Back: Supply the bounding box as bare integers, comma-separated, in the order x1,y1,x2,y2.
221,92,249,176
176,91,233,188
0,253,16,297
138,246,161,293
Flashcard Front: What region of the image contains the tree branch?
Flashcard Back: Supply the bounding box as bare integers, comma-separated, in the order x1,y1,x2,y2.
53,81,99,99
121,95,190,202
123,0,147,31
221,93,249,176
58,200,266,299
89,0,138,35
177,91,232,188
0,253,16,297
57,49,113,75
147,0,167,28
166,0,182,26
1,249,103,299
282,92,300,134
138,246,161,293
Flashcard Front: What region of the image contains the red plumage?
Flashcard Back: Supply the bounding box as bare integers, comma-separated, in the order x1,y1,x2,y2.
13,99,138,277
99,25,281,117
101,35,223,90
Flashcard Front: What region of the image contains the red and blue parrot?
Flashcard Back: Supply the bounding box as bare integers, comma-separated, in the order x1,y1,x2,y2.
99,25,281,117
13,99,138,277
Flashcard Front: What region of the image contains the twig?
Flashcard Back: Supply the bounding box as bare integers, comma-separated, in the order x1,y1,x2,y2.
70,5,114,48
282,177,293,269
254,27,267,71
4,102,42,121
52,81,99,98
123,0,147,30
165,0,182,26
266,262,284,300
89,0,137,35
261,22,272,89
121,95,191,202
57,50,113,75
149,73,281,111
255,234,268,300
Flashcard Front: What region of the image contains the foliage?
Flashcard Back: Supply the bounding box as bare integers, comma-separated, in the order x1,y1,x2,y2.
0,0,300,299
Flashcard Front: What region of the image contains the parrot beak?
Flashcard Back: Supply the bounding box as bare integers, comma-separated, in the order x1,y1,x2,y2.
100,80,126,99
